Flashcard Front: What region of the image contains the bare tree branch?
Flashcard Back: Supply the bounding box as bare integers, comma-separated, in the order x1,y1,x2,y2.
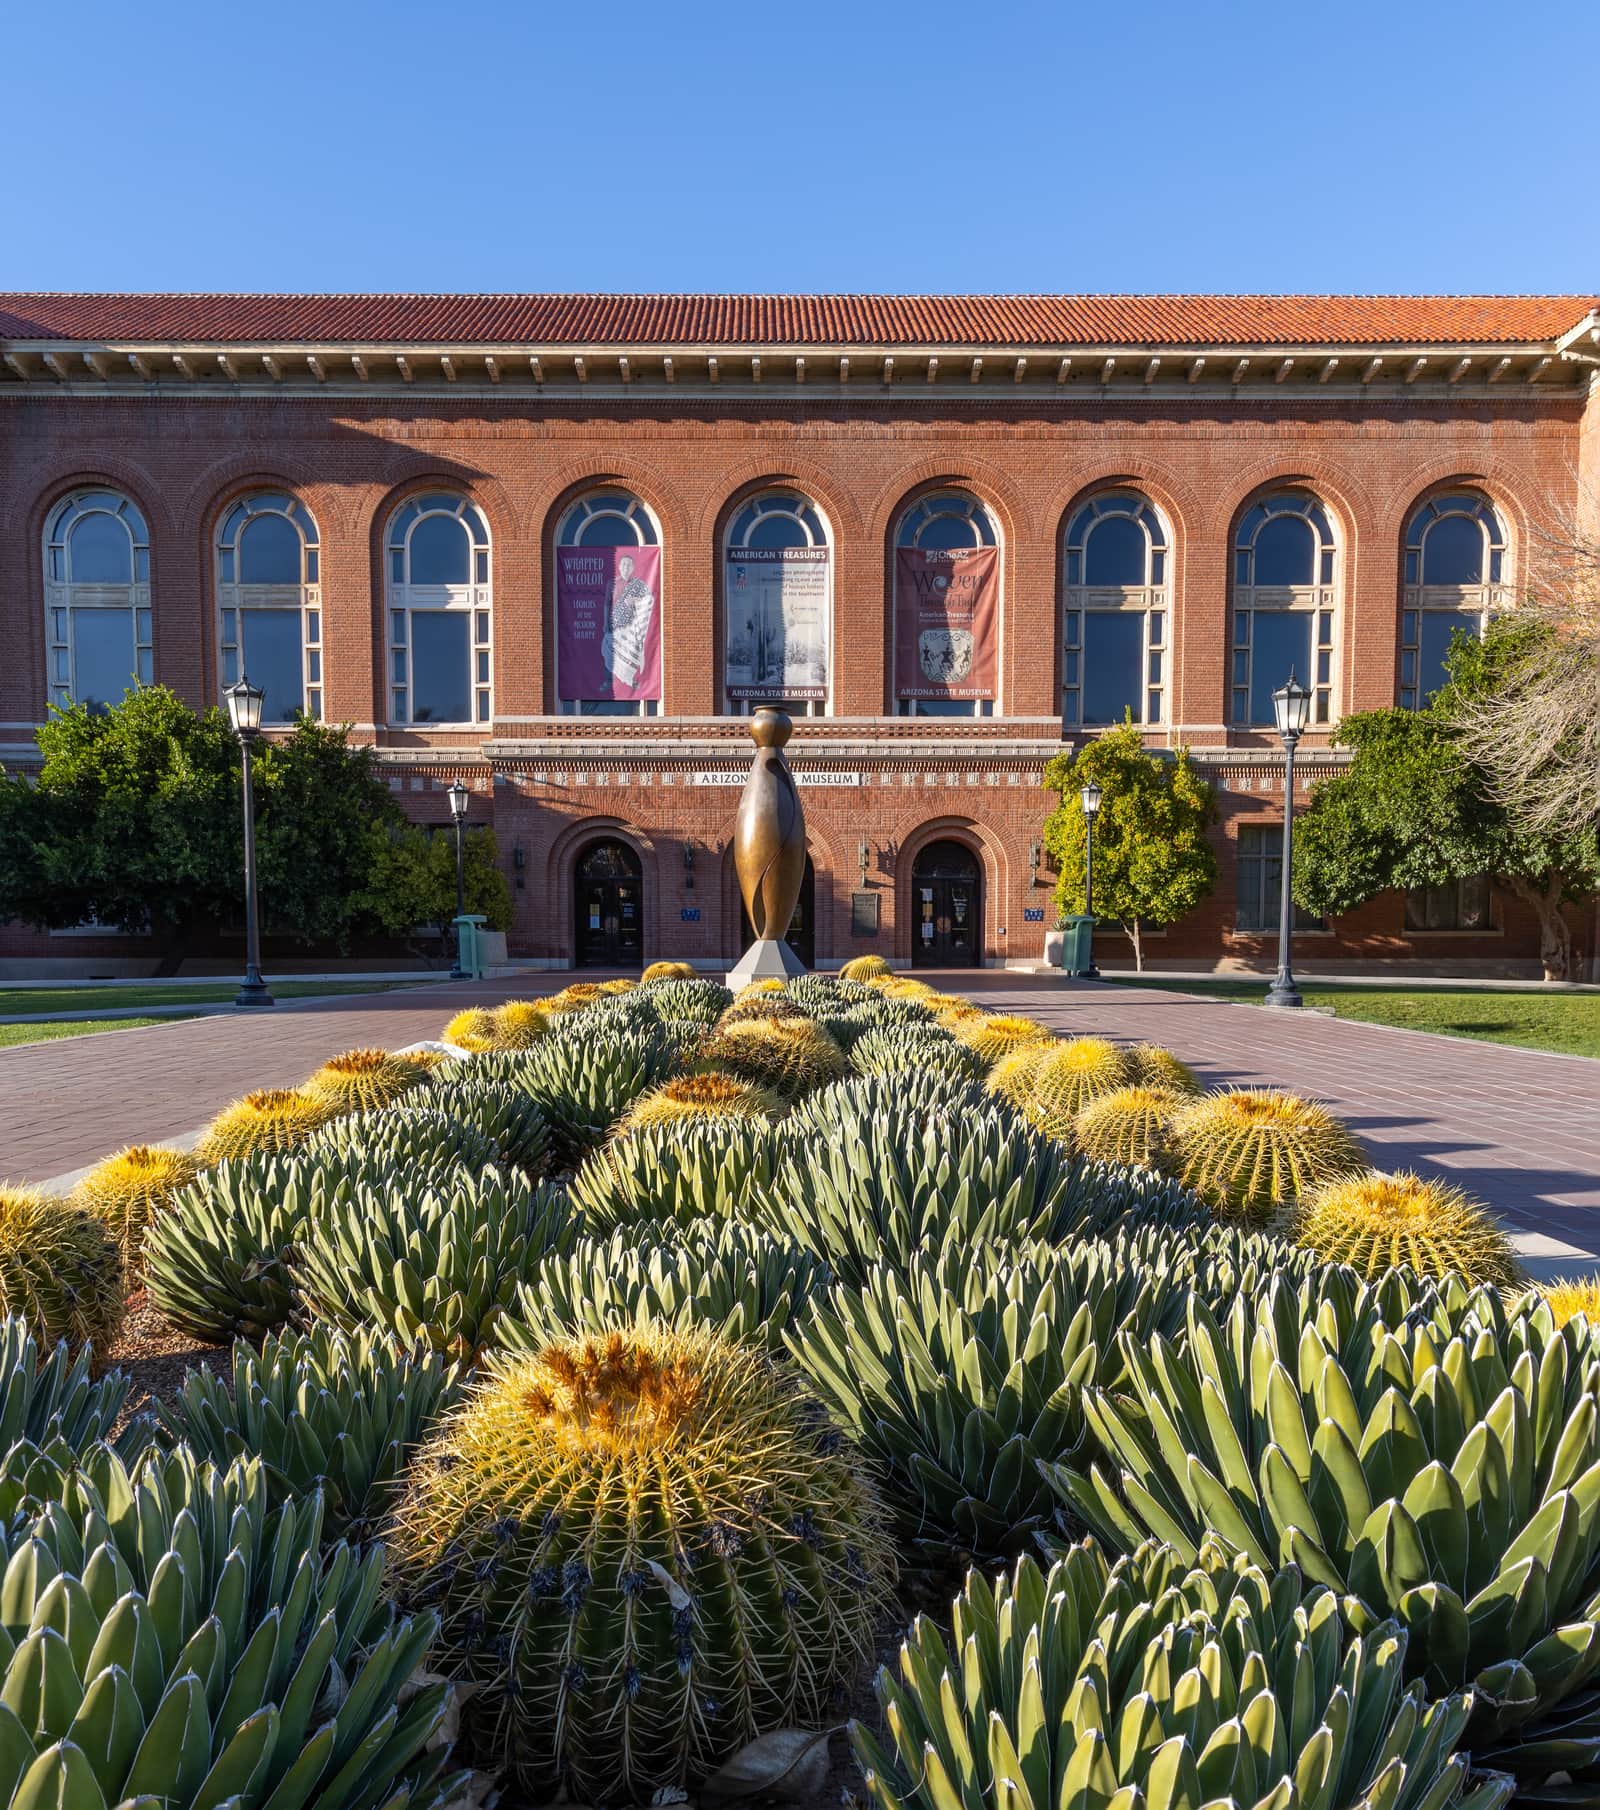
1449,475,1600,840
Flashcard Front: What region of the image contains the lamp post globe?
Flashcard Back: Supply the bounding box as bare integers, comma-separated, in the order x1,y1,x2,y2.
1078,780,1102,980
223,677,274,1009
1265,673,1313,1010
447,780,471,981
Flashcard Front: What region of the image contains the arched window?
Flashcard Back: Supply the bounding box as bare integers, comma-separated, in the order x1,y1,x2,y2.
44,491,152,712
723,490,832,717
1400,491,1508,706
1230,491,1338,726
554,490,661,718
216,493,321,724
385,493,491,725
1062,490,1170,729
893,489,1000,717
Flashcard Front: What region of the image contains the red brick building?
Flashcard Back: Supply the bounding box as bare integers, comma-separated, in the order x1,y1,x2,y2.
3,292,1597,976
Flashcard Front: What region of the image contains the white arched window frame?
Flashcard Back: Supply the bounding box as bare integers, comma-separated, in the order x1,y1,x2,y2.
1230,492,1339,727
1400,492,1509,708
216,493,321,724
723,491,832,717
894,489,1000,717
555,490,661,717
385,494,492,726
1062,491,1170,729
44,491,153,713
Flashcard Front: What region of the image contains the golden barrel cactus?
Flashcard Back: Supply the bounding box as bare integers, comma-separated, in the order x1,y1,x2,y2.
1073,1085,1180,1172
195,1087,337,1163
1543,1276,1600,1328
304,1046,432,1114
69,1143,199,1272
955,1013,1054,1069
0,1187,124,1353
621,1072,786,1132
642,960,697,981
1126,1041,1202,1095
1170,1088,1364,1222
718,991,811,1027
1022,1036,1133,1138
387,1326,894,1801
840,954,892,980
1293,1168,1523,1287
443,1005,497,1051
698,1015,847,1100
985,1042,1049,1109
487,999,551,1049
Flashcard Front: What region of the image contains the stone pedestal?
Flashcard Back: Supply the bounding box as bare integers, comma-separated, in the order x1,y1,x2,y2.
725,936,808,989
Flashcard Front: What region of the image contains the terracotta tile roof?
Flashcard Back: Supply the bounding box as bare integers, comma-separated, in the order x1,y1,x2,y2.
0,292,1594,349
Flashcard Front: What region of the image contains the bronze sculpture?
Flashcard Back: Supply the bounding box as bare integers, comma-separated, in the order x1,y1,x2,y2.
727,706,809,983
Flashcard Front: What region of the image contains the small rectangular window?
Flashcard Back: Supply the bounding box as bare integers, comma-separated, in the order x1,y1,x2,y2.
1247,612,1313,726
409,610,471,722
1237,823,1324,933
1405,874,1492,931
1082,612,1145,726
307,610,321,643
240,608,304,725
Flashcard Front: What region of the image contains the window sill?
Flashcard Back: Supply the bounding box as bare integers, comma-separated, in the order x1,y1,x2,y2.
1403,927,1503,938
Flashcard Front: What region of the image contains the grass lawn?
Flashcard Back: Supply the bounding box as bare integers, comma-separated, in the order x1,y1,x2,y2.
0,1016,184,1048
0,979,408,1017
1108,976,1600,1059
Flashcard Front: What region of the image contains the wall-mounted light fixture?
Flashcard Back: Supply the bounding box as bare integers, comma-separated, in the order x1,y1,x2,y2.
857,839,870,885
512,842,526,890
1030,841,1043,887
682,841,696,890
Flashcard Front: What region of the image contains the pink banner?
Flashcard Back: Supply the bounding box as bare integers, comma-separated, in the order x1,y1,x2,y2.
557,545,661,701
894,546,999,699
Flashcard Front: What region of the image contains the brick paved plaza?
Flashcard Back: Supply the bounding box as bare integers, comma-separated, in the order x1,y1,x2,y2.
2,971,1595,1277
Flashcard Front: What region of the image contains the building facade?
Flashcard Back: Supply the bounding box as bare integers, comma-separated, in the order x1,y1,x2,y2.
3,291,1598,974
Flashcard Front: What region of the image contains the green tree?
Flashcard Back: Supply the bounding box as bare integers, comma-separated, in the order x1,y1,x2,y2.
1293,622,1600,980
0,686,503,965
361,823,512,940
1042,723,1218,970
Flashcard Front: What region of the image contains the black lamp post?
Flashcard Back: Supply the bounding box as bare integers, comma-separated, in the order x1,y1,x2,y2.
224,677,274,1009
447,779,470,979
1078,781,1102,979
1265,672,1312,1009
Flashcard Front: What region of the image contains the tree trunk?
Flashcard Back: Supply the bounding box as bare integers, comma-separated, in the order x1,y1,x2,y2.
1507,875,1572,981
1124,920,1143,972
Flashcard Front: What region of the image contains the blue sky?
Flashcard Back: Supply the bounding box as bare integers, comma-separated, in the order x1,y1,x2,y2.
3,0,1592,296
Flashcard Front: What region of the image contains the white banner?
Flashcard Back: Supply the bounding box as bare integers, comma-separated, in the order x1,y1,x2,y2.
725,548,830,701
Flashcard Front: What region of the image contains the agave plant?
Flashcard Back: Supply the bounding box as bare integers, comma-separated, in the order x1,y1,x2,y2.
0,1188,123,1355
295,1165,572,1360
68,1144,199,1274
502,1219,830,1355
763,1076,1204,1284
565,1117,787,1235
0,1316,138,1459
387,1326,894,1801
303,1101,503,1174
1170,1088,1364,1220
1044,1275,1600,1779
848,1023,987,1083
0,1443,463,1810
423,1068,553,1174
635,976,733,1023
855,1536,1513,1810
789,1240,1192,1559
1292,1169,1523,1287
456,1026,679,1169
156,1325,464,1540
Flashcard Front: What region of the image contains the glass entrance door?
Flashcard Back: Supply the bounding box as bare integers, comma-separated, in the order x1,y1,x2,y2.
910,839,982,968
574,839,644,968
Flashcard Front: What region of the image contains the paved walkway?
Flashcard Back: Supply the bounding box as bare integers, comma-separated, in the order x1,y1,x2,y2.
3,970,1596,1277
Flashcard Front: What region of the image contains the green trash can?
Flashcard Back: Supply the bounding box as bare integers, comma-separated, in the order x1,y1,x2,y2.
451,913,489,980
1060,914,1098,978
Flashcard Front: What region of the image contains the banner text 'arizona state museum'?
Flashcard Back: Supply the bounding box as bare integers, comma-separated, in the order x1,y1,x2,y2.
724,547,830,702
894,547,998,701
556,545,662,702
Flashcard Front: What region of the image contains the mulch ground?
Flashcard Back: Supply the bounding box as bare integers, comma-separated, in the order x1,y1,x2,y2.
107,1294,225,1432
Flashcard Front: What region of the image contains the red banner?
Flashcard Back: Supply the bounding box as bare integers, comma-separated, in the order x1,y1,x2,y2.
894,546,998,699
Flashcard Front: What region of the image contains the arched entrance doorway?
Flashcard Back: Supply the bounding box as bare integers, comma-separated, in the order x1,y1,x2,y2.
910,840,982,968
574,839,644,968
740,854,815,968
